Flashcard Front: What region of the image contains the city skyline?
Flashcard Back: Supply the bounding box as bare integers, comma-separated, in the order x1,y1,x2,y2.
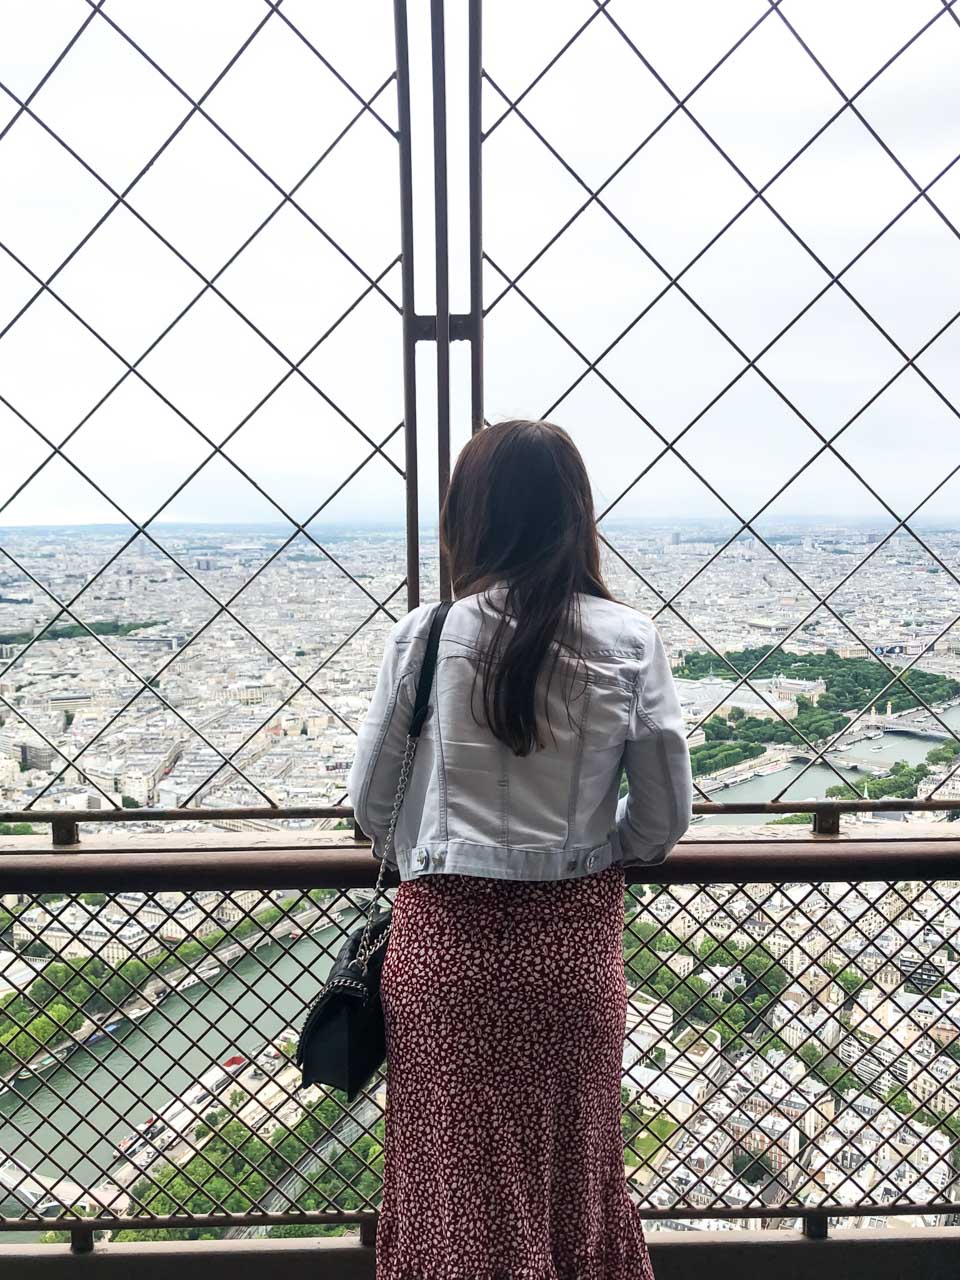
7,513,960,530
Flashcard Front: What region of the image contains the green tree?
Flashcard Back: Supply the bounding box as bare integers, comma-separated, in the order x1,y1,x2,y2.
732,1147,773,1185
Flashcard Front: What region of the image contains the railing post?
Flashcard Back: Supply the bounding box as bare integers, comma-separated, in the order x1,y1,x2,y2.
360,1215,378,1247
802,1211,828,1240
468,0,483,434
51,817,80,847
431,0,451,600
70,1225,94,1254
394,0,420,613
812,808,840,837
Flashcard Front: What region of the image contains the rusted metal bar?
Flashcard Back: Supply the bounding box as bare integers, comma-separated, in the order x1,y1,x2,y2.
694,799,960,814
0,1196,955,1234
1,841,958,894
812,808,841,836
5,798,960,828
394,0,420,612
0,806,352,824
431,0,452,600
51,816,80,847
468,0,483,433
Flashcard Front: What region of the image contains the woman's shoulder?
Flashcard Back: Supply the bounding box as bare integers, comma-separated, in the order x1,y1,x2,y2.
388,593,657,658
388,601,442,646
577,594,656,657
387,598,480,649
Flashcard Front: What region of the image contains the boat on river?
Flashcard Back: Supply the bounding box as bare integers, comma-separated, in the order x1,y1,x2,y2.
14,1041,73,1083
174,960,221,992
84,1020,122,1047
11,1001,152,1082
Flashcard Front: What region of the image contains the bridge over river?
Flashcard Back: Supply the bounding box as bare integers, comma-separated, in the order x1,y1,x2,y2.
880,718,953,741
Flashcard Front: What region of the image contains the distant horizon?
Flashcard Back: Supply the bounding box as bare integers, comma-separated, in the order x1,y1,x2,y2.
1,514,959,533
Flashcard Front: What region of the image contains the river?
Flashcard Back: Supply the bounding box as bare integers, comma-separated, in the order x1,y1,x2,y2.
0,916,355,1198
698,705,960,827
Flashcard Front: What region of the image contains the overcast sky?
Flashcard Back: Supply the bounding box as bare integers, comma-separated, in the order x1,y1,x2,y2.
1,0,959,534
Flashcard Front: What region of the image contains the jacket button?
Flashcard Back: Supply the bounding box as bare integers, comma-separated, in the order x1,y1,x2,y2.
585,852,598,871
414,848,429,870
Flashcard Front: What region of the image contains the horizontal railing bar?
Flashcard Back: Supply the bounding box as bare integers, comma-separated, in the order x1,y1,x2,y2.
0,807,353,824
2,842,960,891
694,799,960,813
1,1196,956,1234
4,798,960,827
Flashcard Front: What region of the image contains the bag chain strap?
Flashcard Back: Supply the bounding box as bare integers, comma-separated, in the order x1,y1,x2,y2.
355,731,418,971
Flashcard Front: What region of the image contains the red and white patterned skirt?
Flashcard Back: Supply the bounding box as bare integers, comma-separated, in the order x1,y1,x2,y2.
377,863,655,1279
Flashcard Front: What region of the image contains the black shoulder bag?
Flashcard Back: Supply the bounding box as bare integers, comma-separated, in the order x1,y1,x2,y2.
296,600,452,1100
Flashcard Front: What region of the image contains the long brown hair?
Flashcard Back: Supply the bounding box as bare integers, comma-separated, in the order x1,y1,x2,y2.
439,419,613,756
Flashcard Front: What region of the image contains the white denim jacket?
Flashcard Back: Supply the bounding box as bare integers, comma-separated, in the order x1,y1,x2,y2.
347,588,693,883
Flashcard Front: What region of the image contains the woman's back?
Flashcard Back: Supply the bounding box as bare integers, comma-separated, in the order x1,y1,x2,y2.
348,585,692,881
356,418,689,1280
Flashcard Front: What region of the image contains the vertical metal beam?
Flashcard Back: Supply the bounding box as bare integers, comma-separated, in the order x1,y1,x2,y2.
468,0,484,435
431,0,452,601
394,0,420,612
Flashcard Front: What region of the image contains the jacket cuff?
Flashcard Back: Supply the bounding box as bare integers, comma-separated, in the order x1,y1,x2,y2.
614,798,673,865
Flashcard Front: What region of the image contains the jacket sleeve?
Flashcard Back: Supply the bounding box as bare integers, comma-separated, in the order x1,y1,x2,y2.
615,622,693,865
347,624,417,861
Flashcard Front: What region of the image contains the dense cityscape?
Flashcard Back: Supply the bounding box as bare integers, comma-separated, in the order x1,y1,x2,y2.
2,520,960,1238
4,518,960,817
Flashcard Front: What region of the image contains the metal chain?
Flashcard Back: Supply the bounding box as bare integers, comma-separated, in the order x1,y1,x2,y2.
355,733,418,970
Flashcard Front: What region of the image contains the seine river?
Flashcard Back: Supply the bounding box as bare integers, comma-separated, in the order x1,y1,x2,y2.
698,706,960,827
0,921,351,1200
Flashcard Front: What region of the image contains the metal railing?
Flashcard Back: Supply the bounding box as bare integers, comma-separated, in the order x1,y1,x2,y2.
1,817,960,1251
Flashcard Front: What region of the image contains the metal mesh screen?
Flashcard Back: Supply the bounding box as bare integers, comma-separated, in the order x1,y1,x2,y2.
1,875,958,1235
0,0,407,817
1,885,384,1235
480,0,960,813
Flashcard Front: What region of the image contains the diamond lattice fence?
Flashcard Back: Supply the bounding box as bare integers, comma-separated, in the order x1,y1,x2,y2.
0,0,409,817
1,875,958,1232
480,0,960,812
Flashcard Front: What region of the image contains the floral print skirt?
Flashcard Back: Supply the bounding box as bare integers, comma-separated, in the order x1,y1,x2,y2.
377,863,655,1279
